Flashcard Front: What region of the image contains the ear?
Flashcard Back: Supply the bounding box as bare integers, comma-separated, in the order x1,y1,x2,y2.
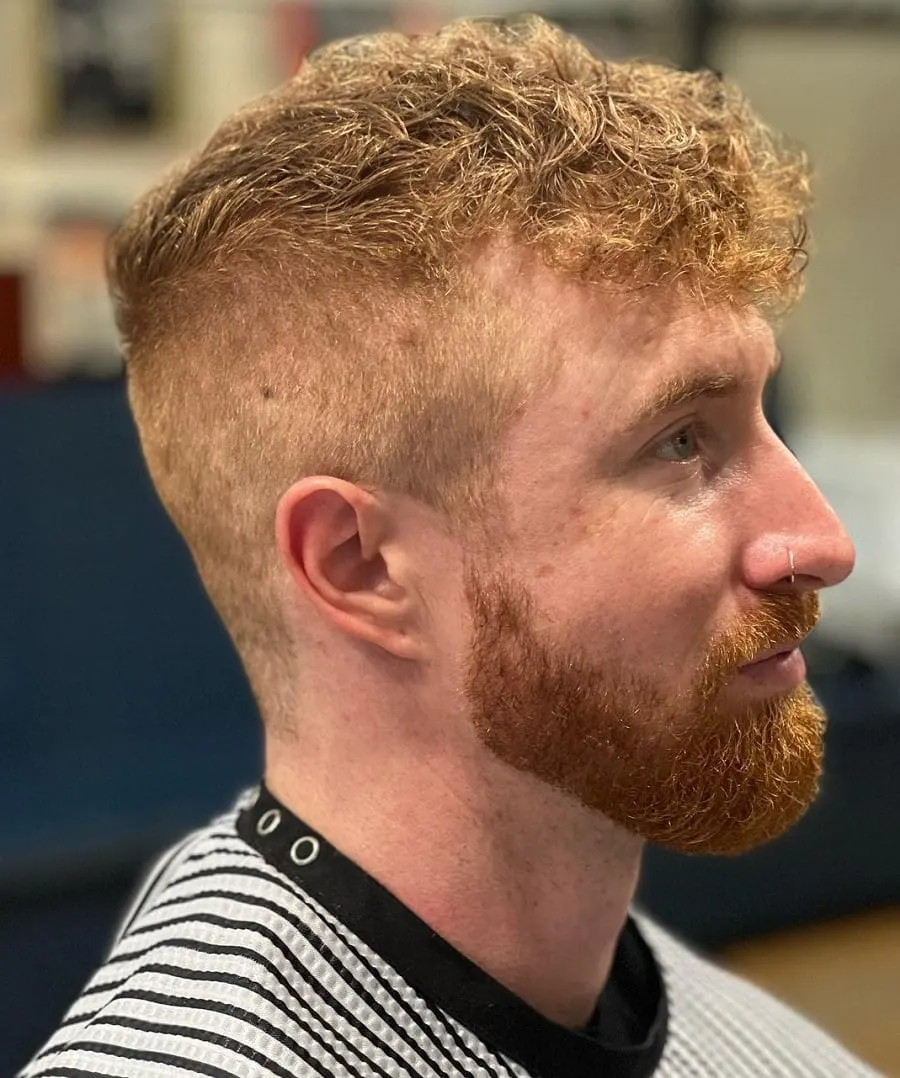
275,477,426,661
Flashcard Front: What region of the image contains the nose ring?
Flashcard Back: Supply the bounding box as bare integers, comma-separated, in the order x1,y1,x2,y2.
787,548,796,586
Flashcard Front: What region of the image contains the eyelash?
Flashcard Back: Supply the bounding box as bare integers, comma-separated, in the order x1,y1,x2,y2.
653,420,711,466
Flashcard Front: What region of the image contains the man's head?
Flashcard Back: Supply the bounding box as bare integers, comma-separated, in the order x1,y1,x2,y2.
108,17,853,855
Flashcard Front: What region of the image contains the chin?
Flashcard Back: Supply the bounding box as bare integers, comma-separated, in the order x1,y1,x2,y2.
651,754,823,857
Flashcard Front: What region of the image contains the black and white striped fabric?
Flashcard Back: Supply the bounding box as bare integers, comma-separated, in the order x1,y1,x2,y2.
21,786,881,1078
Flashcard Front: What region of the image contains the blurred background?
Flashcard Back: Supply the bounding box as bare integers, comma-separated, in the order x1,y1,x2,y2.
1,0,898,1074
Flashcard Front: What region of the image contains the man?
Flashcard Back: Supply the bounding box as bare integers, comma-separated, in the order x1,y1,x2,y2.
22,15,874,1078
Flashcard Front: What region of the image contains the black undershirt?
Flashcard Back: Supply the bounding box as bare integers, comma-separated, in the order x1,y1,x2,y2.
238,785,667,1078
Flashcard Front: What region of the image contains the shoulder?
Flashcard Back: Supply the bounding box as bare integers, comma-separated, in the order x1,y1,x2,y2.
112,790,259,937
19,791,354,1078
635,912,883,1077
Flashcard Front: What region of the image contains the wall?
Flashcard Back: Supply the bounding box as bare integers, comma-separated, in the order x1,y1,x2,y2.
717,22,900,433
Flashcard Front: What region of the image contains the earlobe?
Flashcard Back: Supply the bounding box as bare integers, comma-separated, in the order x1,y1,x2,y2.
276,477,426,661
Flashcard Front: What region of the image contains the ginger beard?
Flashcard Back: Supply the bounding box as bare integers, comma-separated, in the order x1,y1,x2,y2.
463,565,824,855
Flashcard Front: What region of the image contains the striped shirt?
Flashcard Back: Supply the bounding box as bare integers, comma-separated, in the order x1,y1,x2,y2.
21,785,882,1078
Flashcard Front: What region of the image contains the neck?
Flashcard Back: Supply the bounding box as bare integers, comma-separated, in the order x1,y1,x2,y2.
265,706,644,1029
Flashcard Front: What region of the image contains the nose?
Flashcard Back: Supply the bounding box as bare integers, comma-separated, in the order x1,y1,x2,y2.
740,442,856,594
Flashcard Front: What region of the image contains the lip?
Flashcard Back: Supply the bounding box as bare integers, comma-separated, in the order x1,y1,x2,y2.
740,641,803,668
737,646,807,693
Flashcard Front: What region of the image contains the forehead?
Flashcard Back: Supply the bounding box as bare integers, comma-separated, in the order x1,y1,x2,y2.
600,294,774,421
523,282,773,420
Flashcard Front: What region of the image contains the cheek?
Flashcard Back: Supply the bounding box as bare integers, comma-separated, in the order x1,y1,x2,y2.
536,505,727,668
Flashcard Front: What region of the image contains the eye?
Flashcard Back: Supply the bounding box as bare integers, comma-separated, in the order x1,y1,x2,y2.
654,423,703,463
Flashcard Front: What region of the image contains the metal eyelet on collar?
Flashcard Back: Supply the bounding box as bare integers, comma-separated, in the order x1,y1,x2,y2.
256,808,282,836
290,836,320,867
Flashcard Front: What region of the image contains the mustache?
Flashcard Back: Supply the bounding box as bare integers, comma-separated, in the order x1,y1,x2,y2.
702,591,821,688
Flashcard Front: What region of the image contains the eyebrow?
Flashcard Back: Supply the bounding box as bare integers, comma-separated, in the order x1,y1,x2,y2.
622,351,782,435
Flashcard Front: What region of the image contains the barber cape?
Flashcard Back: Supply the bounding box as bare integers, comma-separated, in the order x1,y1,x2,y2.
20,786,881,1078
